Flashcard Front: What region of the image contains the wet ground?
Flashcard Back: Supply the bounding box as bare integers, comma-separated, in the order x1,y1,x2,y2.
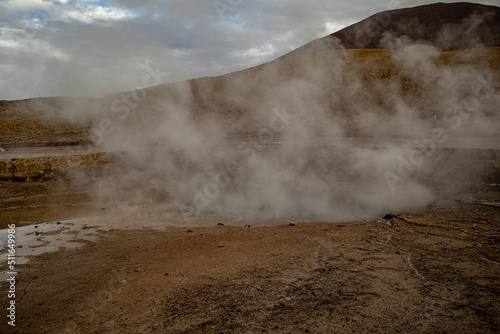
0,179,499,333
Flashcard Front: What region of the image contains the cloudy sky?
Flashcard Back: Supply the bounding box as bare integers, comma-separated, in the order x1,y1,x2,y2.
0,0,498,100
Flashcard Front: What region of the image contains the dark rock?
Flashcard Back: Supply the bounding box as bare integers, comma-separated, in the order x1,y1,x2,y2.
0,173,13,181
12,172,28,182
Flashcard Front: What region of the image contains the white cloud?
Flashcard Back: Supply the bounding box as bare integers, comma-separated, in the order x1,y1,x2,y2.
0,0,136,24
171,49,190,58
0,0,49,11
0,0,73,13
241,42,276,58
63,3,136,24
324,20,356,35
0,39,20,49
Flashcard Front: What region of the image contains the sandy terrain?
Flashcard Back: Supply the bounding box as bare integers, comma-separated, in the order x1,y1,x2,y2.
0,180,499,333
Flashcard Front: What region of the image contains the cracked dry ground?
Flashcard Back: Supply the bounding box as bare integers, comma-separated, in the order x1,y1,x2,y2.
1,192,499,333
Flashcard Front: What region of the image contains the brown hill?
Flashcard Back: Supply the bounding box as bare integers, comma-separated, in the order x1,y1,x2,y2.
291,2,500,55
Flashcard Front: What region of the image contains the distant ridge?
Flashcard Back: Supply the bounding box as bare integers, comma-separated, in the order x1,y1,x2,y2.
292,2,500,54
2,2,500,149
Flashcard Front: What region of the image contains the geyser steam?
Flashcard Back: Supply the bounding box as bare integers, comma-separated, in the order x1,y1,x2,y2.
82,13,499,223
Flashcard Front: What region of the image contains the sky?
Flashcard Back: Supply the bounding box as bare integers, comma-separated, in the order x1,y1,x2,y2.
0,0,498,100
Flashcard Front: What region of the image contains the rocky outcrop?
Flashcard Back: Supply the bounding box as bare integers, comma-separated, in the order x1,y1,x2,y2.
0,153,108,182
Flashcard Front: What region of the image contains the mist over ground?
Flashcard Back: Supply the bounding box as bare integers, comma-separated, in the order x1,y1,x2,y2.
3,3,499,224
82,12,500,223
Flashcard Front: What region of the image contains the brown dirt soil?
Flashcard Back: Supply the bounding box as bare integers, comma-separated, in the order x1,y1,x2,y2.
0,117,90,148
0,180,101,229
0,181,499,333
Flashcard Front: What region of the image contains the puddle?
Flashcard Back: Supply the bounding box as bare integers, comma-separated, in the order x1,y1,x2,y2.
0,217,111,281
0,208,378,283
0,211,254,279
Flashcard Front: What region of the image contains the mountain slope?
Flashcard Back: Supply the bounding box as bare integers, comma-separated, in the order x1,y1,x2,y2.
291,2,500,56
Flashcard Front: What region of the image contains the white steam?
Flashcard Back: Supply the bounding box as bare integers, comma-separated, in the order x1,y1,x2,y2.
73,12,500,224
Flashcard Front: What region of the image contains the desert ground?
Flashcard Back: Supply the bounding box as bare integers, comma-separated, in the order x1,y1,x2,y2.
0,171,499,333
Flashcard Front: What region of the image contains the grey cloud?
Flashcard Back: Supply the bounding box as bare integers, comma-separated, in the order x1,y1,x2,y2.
0,0,498,100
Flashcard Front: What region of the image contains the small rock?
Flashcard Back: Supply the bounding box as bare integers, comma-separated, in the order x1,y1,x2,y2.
217,223,224,226
12,172,28,182
5,161,15,173
218,243,224,248
288,223,296,226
